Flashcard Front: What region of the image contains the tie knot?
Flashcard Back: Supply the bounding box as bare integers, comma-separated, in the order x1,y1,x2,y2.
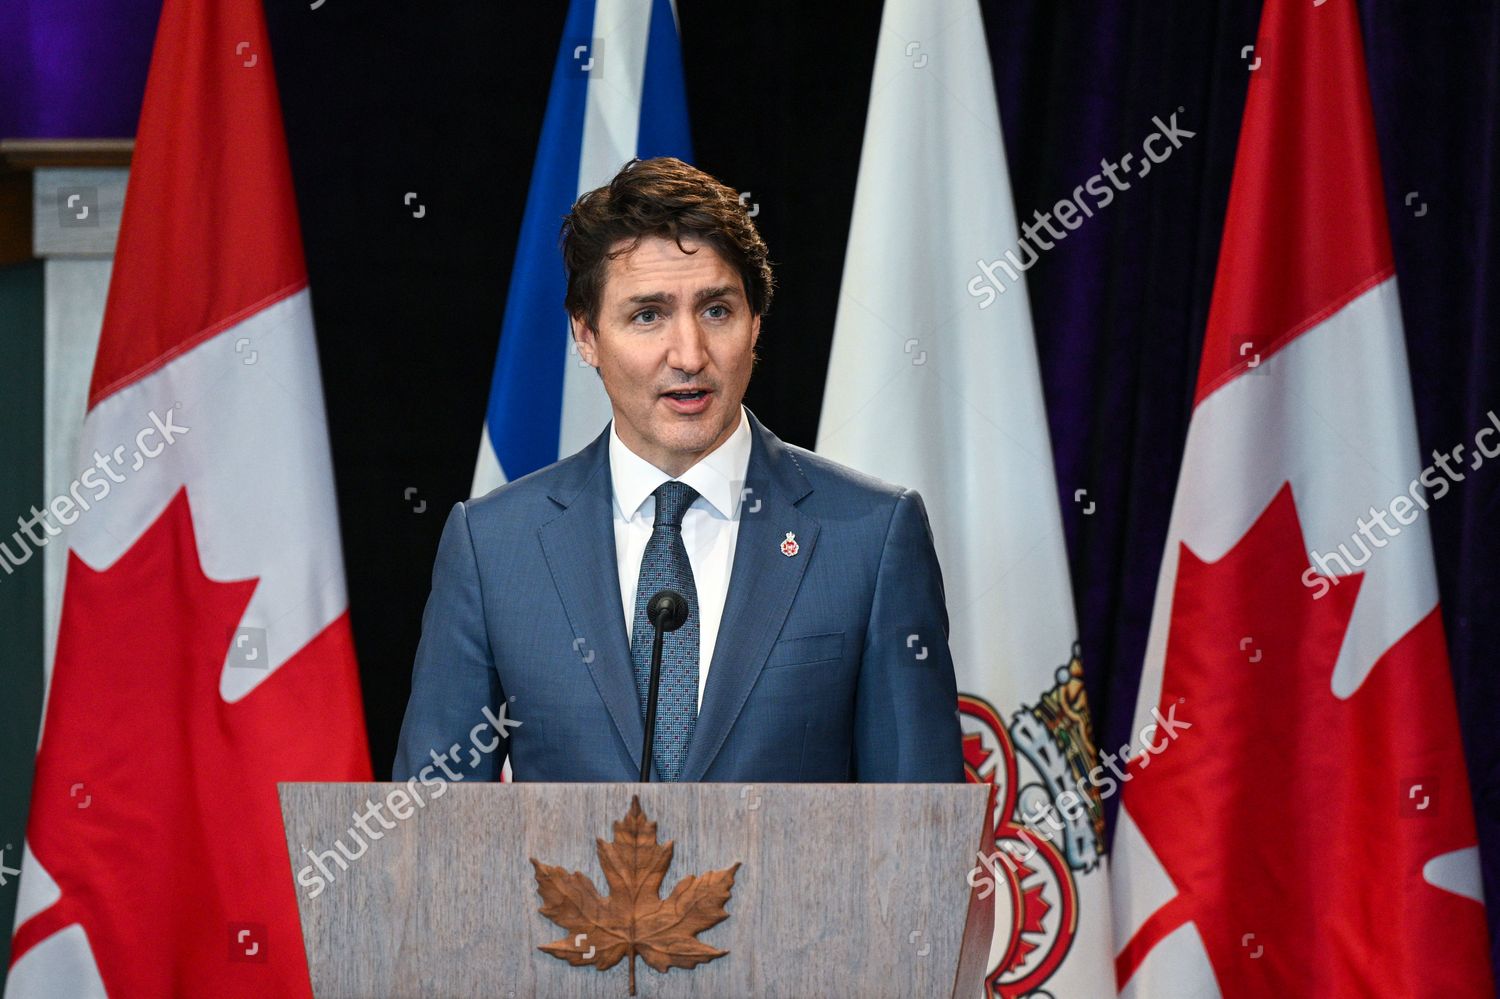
652,481,699,528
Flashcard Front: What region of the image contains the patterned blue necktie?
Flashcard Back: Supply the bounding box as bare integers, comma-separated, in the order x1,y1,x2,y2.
630,480,700,782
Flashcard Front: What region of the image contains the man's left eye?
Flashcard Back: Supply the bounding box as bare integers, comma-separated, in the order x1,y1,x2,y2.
705,305,728,319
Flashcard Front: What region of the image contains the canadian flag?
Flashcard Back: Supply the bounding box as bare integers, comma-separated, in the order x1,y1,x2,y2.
5,1,370,996
1109,0,1494,995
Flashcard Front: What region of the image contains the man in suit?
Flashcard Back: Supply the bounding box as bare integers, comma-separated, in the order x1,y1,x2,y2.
393,157,962,784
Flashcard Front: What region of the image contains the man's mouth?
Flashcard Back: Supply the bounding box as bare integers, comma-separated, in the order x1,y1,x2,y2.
661,388,713,413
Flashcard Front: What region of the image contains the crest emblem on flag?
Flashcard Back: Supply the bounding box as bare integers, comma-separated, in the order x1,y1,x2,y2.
960,645,1103,997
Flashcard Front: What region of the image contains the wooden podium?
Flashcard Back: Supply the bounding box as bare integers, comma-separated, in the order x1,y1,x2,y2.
279,782,994,998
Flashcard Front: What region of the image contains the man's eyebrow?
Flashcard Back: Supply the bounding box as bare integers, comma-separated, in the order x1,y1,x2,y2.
624,285,744,306
694,285,742,303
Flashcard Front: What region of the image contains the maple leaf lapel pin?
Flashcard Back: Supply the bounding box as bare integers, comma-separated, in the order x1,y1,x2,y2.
531,794,741,996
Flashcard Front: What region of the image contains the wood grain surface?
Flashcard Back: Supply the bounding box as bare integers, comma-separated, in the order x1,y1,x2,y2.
279,782,993,998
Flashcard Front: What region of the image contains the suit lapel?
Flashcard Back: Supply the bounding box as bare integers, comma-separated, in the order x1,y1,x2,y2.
680,410,818,781
536,428,645,776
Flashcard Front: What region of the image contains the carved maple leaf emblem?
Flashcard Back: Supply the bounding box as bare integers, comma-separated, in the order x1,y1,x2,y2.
531,795,740,996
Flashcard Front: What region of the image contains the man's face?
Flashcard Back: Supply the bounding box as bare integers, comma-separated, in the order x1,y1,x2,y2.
572,234,760,477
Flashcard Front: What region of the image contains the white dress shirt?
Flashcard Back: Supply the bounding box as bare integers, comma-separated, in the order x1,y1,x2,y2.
610,405,753,712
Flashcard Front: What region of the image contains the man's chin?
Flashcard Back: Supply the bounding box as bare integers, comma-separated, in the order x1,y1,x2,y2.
646,421,727,459
654,430,717,455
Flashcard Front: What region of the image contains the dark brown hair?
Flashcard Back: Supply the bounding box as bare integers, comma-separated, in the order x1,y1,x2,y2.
561,157,774,331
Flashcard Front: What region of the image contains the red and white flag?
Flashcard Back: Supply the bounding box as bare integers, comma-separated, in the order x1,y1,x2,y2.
6,1,370,996
1110,0,1493,995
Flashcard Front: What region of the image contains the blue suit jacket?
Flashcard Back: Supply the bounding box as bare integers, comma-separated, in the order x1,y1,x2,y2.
392,409,963,783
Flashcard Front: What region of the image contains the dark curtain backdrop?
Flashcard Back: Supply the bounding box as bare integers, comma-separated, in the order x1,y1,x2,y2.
4,0,1497,978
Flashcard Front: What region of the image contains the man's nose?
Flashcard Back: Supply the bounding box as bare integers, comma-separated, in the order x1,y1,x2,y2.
665,315,708,373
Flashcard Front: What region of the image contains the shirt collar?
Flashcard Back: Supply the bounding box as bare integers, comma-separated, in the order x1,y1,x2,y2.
609,404,753,521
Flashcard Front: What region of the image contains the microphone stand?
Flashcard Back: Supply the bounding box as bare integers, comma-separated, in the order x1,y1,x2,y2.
640,589,688,782
640,623,667,782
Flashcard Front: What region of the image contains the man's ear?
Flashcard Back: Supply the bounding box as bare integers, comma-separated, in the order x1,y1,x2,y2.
570,314,599,368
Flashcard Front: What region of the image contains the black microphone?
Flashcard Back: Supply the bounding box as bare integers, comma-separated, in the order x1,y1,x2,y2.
640,589,690,782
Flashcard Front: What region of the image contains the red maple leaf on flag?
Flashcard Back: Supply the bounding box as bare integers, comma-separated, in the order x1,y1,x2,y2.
1119,483,1492,995
10,489,370,996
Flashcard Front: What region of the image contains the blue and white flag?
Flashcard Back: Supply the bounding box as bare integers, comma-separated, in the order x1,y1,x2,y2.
472,0,692,495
